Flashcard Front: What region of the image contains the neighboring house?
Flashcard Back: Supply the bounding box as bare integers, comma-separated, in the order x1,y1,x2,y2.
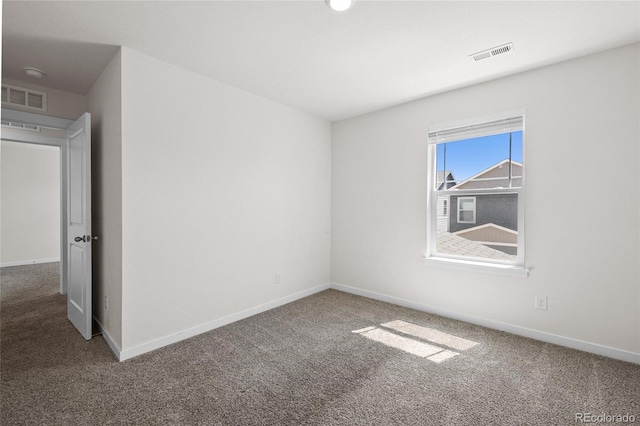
452,159,522,190
444,159,522,255
436,170,457,190
436,171,456,232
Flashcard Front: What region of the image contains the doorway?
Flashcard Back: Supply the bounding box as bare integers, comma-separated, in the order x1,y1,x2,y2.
1,133,65,291
1,109,93,340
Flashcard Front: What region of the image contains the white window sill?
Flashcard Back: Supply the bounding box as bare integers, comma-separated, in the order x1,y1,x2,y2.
424,256,529,278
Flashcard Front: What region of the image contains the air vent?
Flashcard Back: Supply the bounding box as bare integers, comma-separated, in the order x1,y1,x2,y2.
1,120,41,132
469,43,514,62
1,84,48,112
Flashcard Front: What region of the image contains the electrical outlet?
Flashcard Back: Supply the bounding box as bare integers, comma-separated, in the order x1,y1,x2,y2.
104,295,108,311
275,273,281,285
535,295,547,311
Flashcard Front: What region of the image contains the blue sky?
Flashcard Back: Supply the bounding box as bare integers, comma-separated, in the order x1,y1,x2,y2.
436,131,523,182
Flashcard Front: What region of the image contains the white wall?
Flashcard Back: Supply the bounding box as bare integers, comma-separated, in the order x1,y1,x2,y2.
331,44,640,359
120,48,331,351
3,77,87,120
1,141,60,266
87,50,123,349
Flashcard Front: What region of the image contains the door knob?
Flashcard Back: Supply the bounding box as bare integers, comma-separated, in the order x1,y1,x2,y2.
74,235,98,243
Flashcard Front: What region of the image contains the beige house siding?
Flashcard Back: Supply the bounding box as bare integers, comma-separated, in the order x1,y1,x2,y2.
454,161,522,190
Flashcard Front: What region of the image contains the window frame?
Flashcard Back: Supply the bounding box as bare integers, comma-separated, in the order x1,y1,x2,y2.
456,196,476,224
425,111,527,274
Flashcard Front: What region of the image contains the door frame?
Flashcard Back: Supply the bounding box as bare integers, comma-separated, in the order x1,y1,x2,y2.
2,108,74,294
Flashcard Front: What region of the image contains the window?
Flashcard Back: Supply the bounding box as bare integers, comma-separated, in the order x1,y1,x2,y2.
457,197,476,223
427,114,525,269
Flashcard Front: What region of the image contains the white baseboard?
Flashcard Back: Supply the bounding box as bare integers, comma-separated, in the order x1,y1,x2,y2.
1,258,60,268
94,318,122,361
330,282,640,365
118,282,331,362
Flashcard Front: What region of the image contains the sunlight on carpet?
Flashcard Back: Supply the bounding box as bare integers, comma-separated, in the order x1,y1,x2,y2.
352,320,478,363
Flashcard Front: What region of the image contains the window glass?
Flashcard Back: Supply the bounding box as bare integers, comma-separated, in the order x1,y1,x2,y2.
436,131,523,190
429,118,524,266
457,197,476,223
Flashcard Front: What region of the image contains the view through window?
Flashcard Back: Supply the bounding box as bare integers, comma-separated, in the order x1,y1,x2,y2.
428,116,524,265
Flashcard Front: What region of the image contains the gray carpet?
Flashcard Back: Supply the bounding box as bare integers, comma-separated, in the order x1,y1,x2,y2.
2,263,639,425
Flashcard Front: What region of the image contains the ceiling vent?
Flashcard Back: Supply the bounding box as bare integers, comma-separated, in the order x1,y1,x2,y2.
469,43,514,62
1,84,48,112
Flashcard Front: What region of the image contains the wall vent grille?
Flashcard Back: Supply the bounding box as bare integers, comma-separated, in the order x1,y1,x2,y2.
1,84,48,112
1,120,41,132
470,43,514,62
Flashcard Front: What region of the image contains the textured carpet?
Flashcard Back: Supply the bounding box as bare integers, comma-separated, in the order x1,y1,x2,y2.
2,263,639,425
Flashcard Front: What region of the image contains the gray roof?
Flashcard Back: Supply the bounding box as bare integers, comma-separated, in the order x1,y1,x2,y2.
437,231,515,261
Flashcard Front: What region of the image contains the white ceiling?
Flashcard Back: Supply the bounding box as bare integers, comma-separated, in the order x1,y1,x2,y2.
3,1,639,122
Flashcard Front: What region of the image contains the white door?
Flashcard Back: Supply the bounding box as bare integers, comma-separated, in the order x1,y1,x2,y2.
66,113,93,340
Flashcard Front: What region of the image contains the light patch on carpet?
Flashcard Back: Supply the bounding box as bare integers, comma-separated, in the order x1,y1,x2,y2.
427,350,459,363
353,320,479,363
380,320,478,351
355,327,443,357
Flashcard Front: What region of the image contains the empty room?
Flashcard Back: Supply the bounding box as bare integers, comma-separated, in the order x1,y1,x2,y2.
1,1,639,424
